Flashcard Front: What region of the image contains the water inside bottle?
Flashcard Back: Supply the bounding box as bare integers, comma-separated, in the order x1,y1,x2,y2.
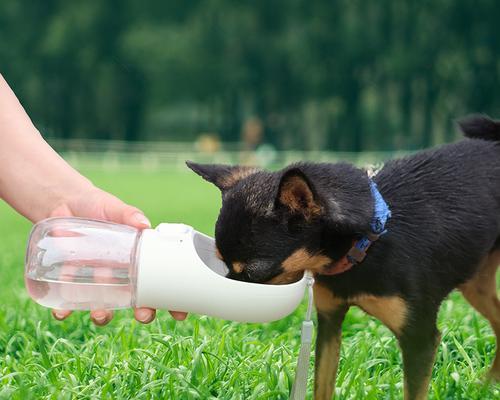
25,218,139,310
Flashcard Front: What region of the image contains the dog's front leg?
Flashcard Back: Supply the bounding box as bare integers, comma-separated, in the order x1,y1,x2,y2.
314,310,349,400
398,316,441,400
313,285,349,400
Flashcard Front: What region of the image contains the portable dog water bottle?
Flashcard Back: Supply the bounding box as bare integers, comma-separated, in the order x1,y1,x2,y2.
25,218,307,323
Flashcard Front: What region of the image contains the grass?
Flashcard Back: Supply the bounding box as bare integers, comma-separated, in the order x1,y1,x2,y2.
0,168,498,399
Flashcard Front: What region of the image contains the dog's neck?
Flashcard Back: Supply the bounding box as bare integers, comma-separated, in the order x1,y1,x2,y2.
305,166,391,276
322,180,391,275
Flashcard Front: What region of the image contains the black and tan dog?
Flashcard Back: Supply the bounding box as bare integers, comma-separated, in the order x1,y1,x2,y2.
187,115,500,400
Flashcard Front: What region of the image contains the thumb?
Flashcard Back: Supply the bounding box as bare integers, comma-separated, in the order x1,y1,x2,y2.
100,193,151,230
121,207,151,230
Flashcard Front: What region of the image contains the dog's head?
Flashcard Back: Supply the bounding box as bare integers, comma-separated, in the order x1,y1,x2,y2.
187,161,372,284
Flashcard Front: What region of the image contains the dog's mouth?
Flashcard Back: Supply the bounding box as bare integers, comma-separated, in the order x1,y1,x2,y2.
227,268,303,285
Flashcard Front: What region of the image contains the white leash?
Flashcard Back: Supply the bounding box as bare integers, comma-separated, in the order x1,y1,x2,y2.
290,271,315,400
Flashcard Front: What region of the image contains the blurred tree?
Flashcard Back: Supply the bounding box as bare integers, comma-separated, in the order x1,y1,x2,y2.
1,0,499,150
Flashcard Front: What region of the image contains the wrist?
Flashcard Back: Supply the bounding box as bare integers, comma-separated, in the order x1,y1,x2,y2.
0,75,97,222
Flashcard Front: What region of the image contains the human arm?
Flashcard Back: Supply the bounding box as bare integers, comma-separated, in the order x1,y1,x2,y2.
0,74,186,325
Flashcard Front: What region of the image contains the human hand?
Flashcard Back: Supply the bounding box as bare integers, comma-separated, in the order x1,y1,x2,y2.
48,185,187,326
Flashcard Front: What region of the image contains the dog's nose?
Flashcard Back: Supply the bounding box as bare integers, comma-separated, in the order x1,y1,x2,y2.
243,261,276,283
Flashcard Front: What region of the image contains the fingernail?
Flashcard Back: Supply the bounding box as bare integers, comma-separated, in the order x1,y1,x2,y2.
136,308,153,323
170,311,187,321
54,311,66,320
133,212,151,228
93,311,108,324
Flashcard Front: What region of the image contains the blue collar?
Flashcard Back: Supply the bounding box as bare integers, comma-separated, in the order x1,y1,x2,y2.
346,180,391,264
322,179,391,275
369,180,391,235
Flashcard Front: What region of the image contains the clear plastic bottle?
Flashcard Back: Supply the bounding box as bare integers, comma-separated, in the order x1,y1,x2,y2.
25,218,140,310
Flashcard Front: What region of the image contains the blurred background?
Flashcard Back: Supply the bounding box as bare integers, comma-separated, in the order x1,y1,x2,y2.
1,3,500,397
1,0,499,169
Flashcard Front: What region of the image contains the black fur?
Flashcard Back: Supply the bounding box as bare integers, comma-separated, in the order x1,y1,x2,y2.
458,114,500,142
187,114,500,399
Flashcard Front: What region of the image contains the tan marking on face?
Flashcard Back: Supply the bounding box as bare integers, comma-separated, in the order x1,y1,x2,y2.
215,247,223,261
282,248,332,274
282,248,309,271
314,283,345,315
232,261,244,274
279,176,322,219
219,167,259,189
267,247,331,284
315,333,341,400
266,271,303,285
351,295,408,336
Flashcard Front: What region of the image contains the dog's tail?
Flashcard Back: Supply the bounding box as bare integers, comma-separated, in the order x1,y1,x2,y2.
458,114,500,142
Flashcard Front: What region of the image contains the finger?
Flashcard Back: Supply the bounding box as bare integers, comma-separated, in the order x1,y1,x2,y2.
90,310,113,326
134,307,156,324
52,309,72,320
100,194,151,230
169,311,188,321
126,209,151,230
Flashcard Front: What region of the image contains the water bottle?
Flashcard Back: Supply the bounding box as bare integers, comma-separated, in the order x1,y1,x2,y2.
25,217,308,323
26,218,139,310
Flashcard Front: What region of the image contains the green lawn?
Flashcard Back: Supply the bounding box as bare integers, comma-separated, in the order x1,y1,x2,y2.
0,168,498,399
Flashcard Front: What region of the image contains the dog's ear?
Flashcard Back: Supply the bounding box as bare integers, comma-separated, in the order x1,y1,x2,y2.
186,161,258,191
276,168,322,220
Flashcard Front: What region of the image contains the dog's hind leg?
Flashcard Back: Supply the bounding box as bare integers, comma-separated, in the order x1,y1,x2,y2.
314,283,348,400
460,250,500,380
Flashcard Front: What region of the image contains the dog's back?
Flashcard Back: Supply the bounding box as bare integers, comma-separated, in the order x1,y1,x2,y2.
362,116,500,296
319,118,500,397
459,115,500,223
461,115,500,251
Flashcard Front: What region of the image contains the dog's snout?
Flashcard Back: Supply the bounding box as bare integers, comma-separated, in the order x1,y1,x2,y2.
226,260,275,283
241,260,277,283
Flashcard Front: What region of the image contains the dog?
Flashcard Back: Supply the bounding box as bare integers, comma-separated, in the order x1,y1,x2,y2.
187,115,500,400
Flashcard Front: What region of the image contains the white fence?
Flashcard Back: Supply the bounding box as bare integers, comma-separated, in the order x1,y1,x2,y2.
49,138,413,172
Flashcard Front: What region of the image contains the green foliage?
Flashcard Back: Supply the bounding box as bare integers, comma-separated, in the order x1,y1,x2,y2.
1,1,499,150
0,169,498,398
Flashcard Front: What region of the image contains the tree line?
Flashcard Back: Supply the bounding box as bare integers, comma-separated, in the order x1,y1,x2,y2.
1,0,499,151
